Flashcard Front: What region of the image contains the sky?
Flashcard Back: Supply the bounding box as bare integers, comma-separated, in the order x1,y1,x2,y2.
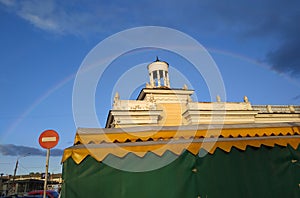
0,0,300,175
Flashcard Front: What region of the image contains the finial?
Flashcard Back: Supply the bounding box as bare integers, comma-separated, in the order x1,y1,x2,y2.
114,92,119,104
216,95,221,102
183,84,188,90
112,92,120,109
243,96,249,103
155,56,159,62
289,105,295,113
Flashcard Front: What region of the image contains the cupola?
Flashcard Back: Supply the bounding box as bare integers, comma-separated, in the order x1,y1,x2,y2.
147,57,170,88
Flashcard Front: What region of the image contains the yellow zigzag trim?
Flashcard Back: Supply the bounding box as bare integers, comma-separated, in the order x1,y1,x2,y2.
62,136,300,164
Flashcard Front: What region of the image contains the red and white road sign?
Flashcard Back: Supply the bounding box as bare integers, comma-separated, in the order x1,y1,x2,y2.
39,130,59,149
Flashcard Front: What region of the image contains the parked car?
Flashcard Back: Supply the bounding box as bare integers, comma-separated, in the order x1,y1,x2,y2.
24,190,59,198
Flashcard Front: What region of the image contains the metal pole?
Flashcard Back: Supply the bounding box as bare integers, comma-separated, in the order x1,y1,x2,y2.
11,160,18,195
10,153,30,195
43,148,50,198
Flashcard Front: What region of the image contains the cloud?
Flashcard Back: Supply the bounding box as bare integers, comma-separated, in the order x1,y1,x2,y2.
1,0,299,77
15,0,81,34
0,144,64,156
267,38,300,77
195,0,300,77
0,0,133,36
0,0,15,6
0,0,96,35
264,10,300,77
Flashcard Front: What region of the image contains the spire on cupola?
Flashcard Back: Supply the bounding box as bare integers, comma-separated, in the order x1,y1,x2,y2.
147,57,170,88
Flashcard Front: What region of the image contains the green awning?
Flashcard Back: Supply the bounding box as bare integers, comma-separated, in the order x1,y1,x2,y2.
61,145,300,198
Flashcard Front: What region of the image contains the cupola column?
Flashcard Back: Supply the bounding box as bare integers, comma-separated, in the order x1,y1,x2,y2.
164,71,170,87
157,70,161,87
149,72,154,87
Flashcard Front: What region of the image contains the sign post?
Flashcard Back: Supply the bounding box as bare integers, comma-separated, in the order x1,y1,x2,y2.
39,130,59,198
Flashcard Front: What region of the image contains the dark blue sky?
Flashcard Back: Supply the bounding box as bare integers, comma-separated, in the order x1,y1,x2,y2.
0,0,299,174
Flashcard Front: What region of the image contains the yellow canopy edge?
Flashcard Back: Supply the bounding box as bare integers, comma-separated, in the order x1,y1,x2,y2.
62,124,300,164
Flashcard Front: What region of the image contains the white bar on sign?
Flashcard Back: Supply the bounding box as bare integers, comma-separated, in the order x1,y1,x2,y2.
42,137,56,142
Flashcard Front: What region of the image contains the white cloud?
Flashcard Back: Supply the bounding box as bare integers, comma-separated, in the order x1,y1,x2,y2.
0,0,93,35
19,12,59,32
0,0,167,35
0,0,168,36
0,0,15,7
17,0,65,33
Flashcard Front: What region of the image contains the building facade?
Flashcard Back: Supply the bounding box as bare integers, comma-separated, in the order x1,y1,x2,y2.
106,58,299,128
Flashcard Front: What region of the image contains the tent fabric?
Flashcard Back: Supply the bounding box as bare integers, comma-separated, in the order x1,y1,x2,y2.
62,135,300,164
61,145,300,198
61,123,300,197
62,123,300,164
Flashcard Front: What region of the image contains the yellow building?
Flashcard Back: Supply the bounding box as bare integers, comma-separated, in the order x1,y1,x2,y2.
106,58,300,128
61,58,300,198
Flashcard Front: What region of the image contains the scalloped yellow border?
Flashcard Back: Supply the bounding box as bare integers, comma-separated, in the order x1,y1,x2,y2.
62,135,300,164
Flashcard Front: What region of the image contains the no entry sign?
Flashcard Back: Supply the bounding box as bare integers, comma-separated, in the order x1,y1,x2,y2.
39,130,59,149
38,129,59,198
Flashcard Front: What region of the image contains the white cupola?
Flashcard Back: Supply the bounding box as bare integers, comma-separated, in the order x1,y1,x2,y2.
147,57,170,88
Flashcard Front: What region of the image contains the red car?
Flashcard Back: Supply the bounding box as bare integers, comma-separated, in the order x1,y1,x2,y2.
25,190,59,198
